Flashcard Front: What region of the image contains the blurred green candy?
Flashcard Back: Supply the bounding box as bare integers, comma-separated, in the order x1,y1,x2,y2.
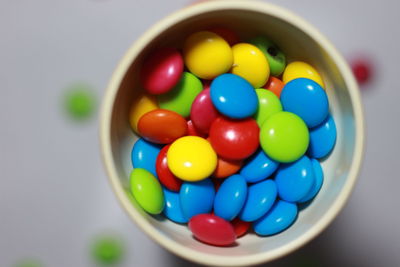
64,83,96,120
91,234,124,265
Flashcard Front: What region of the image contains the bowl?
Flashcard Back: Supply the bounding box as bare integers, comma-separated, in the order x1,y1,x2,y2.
99,1,365,266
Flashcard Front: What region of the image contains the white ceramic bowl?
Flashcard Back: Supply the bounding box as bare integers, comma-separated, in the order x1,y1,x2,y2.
100,1,365,266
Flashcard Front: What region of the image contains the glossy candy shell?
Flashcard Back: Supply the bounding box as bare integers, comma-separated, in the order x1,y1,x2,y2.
249,36,286,76
190,89,219,134
180,179,215,220
280,78,329,128
213,157,243,179
239,179,277,222
130,168,164,215
209,117,260,160
167,136,217,182
263,76,285,98
253,200,298,236
131,138,162,176
163,188,187,223
183,31,233,80
189,214,236,246
260,112,309,163
299,159,324,203
141,48,184,94
240,149,279,183
307,114,337,158
129,94,158,133
254,88,282,127
158,72,202,118
210,73,258,119
275,156,315,202
138,109,188,144
283,61,325,88
214,174,248,221
231,43,270,88
231,218,251,238
156,145,182,192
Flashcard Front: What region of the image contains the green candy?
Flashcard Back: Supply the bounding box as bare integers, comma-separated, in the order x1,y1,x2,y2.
254,89,282,127
91,235,124,265
249,36,286,76
130,168,164,214
64,83,96,120
260,111,309,163
157,72,202,118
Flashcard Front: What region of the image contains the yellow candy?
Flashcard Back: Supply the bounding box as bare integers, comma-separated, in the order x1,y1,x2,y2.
129,94,158,133
283,61,325,88
183,31,233,80
167,136,217,182
231,43,270,88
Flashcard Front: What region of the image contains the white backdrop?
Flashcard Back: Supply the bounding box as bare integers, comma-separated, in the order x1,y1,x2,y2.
0,0,399,266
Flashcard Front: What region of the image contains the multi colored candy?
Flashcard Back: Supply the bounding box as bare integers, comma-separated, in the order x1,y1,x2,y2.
127,28,337,247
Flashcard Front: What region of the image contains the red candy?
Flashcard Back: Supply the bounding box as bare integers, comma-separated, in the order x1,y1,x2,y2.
231,218,251,238
187,120,205,137
209,27,240,46
209,117,260,160
156,145,182,191
138,109,188,144
263,76,285,98
188,214,236,246
351,58,372,85
190,89,219,134
141,48,184,94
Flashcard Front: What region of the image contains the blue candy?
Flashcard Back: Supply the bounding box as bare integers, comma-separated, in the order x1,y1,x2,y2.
210,73,258,119
163,188,188,223
253,200,298,236
280,78,329,128
307,114,337,158
214,174,247,221
239,179,277,222
131,138,162,176
275,156,315,202
240,149,279,183
299,159,324,203
179,179,215,220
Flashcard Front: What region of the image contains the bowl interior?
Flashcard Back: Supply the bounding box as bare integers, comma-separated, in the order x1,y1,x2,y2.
102,2,362,266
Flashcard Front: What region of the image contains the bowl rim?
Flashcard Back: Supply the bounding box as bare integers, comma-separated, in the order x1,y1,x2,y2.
99,1,365,266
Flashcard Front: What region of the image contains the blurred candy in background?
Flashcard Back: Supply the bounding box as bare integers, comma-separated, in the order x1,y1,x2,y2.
0,0,399,267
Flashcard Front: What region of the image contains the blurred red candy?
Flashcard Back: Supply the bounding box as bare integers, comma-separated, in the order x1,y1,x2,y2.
209,117,260,160
351,58,373,85
156,145,182,191
141,48,184,94
189,214,236,246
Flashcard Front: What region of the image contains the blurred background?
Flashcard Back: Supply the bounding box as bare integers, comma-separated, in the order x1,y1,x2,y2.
0,0,399,266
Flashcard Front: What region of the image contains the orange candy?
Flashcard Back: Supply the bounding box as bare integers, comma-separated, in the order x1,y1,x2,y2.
263,76,285,98
138,109,188,144
213,157,243,179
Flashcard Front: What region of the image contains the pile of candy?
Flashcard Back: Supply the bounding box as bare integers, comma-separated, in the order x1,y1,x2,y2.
128,28,337,246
